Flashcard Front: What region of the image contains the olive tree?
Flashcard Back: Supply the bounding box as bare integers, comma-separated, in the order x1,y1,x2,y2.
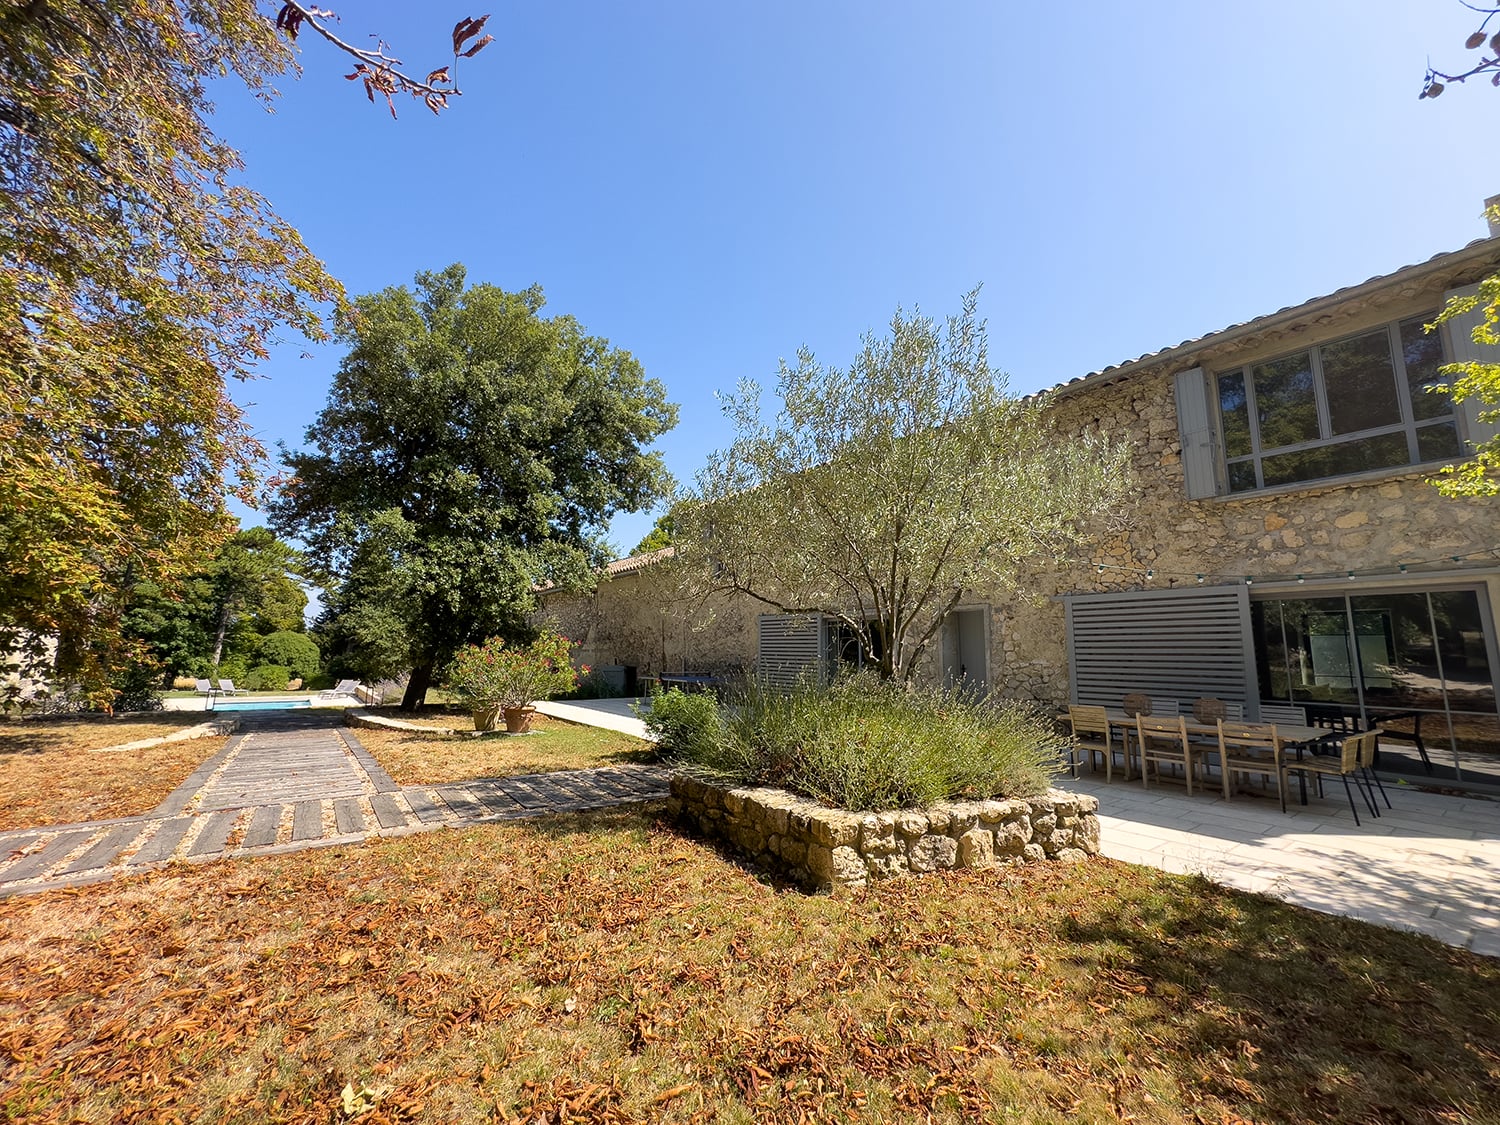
677,291,1133,683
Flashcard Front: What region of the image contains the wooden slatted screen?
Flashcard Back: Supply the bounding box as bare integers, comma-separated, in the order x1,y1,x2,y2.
757,614,826,689
1064,585,1261,718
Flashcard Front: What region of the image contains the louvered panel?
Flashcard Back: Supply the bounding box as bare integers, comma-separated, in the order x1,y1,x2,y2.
1064,585,1261,718
757,614,826,689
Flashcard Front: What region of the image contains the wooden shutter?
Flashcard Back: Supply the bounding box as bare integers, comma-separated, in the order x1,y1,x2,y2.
1440,284,1500,449
1173,367,1219,499
757,614,826,689
1064,585,1261,718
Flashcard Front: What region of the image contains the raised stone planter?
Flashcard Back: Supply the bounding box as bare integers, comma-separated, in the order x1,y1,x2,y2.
667,775,1101,891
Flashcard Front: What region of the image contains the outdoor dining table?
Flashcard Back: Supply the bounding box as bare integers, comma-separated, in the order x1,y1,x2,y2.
1093,710,1329,786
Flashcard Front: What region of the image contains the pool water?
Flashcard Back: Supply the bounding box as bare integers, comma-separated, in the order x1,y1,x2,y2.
212,699,313,711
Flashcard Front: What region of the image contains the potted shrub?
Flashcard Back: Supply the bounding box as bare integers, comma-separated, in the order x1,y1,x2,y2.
444,631,580,733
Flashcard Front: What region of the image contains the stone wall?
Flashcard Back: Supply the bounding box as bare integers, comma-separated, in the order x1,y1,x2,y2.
668,776,1101,891
537,568,759,682
977,305,1500,707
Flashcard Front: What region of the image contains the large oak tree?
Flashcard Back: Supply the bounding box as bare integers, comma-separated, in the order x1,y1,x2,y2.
271,265,677,709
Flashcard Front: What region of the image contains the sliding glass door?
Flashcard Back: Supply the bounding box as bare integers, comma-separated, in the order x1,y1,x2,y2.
1251,588,1500,782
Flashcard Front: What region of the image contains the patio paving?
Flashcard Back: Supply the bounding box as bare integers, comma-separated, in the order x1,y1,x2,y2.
1067,771,1500,956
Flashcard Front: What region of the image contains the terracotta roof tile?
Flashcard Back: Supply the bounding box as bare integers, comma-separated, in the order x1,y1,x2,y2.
1047,235,1500,400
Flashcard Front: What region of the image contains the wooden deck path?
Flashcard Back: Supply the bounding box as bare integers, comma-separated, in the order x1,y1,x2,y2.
0,713,669,898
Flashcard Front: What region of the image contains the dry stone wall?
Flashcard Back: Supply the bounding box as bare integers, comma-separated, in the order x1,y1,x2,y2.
668,776,1101,891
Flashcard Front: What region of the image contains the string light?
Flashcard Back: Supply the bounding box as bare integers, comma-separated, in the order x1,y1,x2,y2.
1067,546,1496,588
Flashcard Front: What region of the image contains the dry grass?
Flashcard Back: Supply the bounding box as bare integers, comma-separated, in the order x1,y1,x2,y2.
1,810,1498,1124
0,715,228,830
355,715,656,786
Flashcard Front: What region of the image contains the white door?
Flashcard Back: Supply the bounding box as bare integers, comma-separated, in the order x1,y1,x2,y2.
941,608,988,696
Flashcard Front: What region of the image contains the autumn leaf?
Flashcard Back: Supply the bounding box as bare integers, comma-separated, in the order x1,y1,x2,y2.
461,34,494,59
452,15,491,54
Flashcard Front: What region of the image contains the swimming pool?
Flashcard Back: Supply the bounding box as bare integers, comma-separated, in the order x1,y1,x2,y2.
212,698,313,712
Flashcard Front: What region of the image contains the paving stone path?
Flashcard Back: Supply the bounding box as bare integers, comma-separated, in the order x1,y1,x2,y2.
0,711,669,898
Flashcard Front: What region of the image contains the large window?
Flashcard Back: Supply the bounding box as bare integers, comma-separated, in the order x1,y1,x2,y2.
1251,588,1500,781
1217,314,1462,493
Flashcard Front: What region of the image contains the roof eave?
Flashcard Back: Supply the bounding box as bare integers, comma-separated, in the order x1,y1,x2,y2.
1050,235,1500,401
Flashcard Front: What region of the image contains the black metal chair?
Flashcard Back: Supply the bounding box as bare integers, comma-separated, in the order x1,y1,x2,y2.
1371,709,1433,774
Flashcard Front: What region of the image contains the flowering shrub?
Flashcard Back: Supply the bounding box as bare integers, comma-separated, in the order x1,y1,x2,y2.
443,631,579,709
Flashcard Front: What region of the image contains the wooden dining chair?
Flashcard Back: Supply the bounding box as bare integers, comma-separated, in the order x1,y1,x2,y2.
1066,705,1115,781
1280,731,1379,825
1216,720,1287,811
1136,714,1201,794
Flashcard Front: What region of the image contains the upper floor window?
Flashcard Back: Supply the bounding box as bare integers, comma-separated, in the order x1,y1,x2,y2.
1215,314,1461,493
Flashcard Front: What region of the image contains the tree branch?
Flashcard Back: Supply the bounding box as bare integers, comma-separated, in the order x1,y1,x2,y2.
275,3,493,116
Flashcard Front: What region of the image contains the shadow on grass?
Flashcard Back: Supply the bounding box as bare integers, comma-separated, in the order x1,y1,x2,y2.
1057,861,1500,1122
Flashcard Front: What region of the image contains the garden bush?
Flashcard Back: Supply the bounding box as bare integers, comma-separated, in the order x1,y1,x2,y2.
641,687,725,760
112,662,165,713
653,673,1062,811
256,631,321,682
213,655,249,684
243,664,290,692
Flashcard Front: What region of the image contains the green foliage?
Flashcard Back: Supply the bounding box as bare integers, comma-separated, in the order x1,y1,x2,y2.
272,265,677,707
257,631,321,682
243,665,290,692
629,512,676,556
641,688,726,759
679,290,1133,682
112,662,165,713
442,631,579,709
1431,253,1500,497
656,675,1062,811
119,527,308,682
0,0,338,702
215,655,250,684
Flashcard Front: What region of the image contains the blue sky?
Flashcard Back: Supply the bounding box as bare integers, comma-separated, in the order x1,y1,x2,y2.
218,1,1500,557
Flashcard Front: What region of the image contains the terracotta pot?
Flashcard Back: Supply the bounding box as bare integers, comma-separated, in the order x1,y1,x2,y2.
503,705,537,734
472,704,503,732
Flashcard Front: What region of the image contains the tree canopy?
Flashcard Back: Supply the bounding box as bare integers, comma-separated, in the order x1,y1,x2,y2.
121,527,309,686
271,265,678,708
0,0,334,698
677,292,1133,682
0,3,490,701
629,513,677,557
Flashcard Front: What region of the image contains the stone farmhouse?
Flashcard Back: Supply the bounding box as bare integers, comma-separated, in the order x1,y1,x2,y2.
541,212,1500,788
